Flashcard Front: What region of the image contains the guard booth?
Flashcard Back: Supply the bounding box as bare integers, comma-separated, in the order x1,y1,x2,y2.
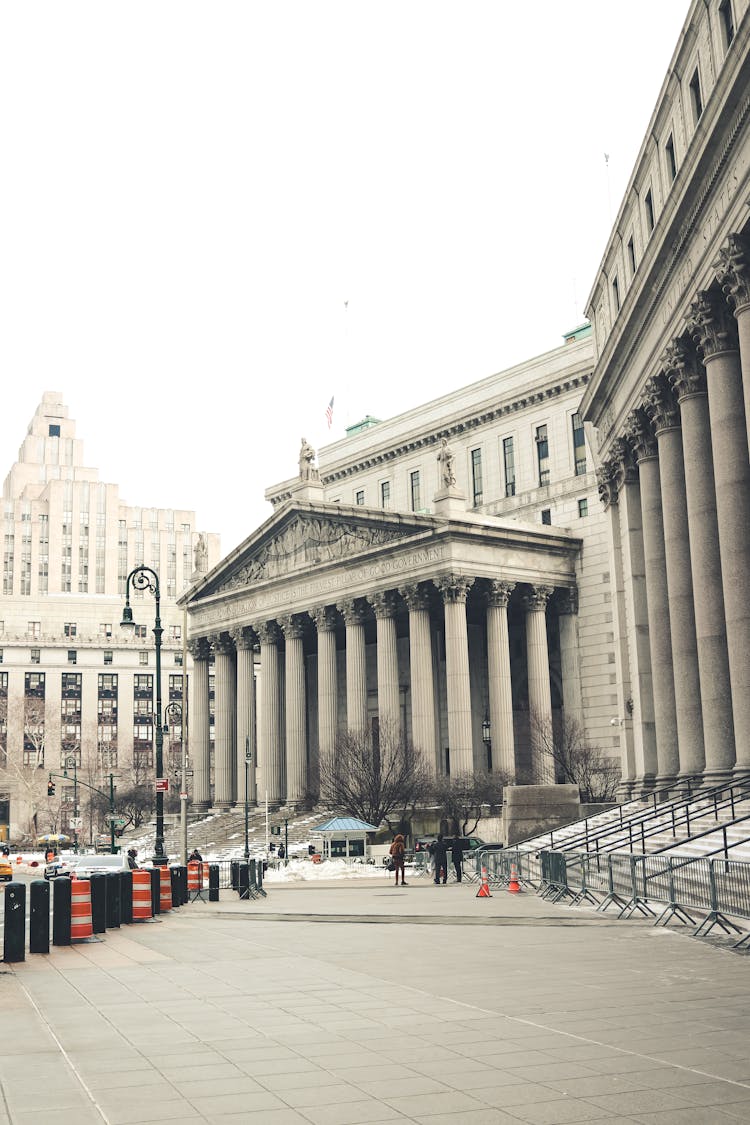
311,817,378,862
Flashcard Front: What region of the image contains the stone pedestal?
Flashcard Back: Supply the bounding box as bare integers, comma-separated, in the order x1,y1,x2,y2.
433,487,468,517
501,784,580,846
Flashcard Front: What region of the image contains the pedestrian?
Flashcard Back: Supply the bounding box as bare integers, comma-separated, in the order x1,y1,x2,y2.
431,835,448,884
188,848,203,863
389,833,407,886
451,838,464,883
278,843,286,860
127,847,138,870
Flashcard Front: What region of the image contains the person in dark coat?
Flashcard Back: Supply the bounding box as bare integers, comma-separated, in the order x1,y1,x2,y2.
451,838,464,883
127,848,139,870
431,835,448,884
389,834,407,886
188,848,203,863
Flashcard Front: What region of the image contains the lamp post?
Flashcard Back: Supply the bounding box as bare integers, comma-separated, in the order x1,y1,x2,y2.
482,713,492,772
62,753,78,854
244,737,252,862
121,565,167,866
163,700,187,865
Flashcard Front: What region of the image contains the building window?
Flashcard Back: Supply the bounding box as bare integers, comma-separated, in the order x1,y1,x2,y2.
541,509,552,525
64,623,77,638
134,624,147,640
0,650,3,664
572,412,587,476
612,274,620,312
380,481,391,508
355,490,365,506
169,625,181,642
48,424,60,437
644,188,655,233
470,448,483,507
103,651,113,665
536,425,550,486
68,651,77,665
410,470,421,512
174,652,183,666
99,623,112,639
665,133,677,182
503,437,516,497
28,622,41,639
139,651,149,666
720,0,735,50
689,67,703,124
30,648,40,664
578,498,589,518
627,236,636,275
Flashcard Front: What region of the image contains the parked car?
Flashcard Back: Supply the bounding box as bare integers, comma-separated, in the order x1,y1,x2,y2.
44,853,128,880
416,836,485,854
0,853,13,881
44,854,81,880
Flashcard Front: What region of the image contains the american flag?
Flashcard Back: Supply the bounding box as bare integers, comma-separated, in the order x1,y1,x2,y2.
326,396,334,429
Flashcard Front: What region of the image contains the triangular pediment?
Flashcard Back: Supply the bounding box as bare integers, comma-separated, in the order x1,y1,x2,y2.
188,503,436,603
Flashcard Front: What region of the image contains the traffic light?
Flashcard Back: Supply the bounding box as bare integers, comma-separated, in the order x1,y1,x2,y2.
47,777,55,797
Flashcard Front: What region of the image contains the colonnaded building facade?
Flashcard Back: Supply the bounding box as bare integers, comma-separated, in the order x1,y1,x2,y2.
182,328,621,811
583,0,750,793
0,393,220,841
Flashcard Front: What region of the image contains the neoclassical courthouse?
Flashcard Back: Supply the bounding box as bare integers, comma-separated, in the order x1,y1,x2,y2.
183,0,750,811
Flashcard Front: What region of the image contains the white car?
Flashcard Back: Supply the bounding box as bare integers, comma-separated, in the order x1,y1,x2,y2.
44,853,130,880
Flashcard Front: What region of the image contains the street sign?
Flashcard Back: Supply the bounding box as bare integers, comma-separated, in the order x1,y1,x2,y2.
179,792,188,800
270,825,281,836
155,778,169,793
69,816,82,829
107,815,127,827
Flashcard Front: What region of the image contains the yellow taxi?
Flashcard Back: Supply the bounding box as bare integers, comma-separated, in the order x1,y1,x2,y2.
0,852,13,882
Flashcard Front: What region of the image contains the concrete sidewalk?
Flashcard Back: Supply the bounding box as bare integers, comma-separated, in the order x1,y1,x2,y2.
2,876,750,1124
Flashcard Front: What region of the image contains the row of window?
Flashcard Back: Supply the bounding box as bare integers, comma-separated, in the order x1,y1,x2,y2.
20,622,181,641
351,415,587,510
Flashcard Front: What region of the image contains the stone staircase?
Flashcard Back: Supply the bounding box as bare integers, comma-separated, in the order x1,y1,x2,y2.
153,805,337,860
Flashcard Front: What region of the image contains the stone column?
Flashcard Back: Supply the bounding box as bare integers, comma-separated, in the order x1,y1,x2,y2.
210,633,236,808
597,462,636,796
279,614,307,807
642,375,705,780
256,621,283,805
485,580,516,780
435,573,474,775
627,411,679,785
665,339,736,782
688,291,750,773
337,598,369,734
369,591,401,734
310,606,338,765
556,587,582,728
716,233,750,454
523,584,554,785
187,638,211,810
400,582,437,771
231,627,257,807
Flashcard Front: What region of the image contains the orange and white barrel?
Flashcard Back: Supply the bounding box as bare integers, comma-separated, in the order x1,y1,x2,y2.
132,869,152,922
71,878,94,941
187,861,202,895
158,865,172,912
202,862,210,885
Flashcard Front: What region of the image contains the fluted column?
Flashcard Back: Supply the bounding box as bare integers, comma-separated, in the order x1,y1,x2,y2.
231,627,257,807
643,375,705,780
435,573,474,776
369,591,400,734
688,291,750,773
187,638,211,810
210,633,236,808
337,598,369,734
557,587,582,728
310,606,338,766
665,339,735,781
279,614,307,806
400,583,437,770
523,585,554,785
716,233,750,454
256,621,283,805
627,411,679,785
486,580,516,780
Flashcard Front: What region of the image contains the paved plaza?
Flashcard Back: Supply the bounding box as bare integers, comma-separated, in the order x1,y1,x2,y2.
2,876,750,1125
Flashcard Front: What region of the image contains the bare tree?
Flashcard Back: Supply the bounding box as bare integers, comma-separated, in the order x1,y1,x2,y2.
430,770,508,837
319,722,431,830
530,710,621,802
23,698,46,770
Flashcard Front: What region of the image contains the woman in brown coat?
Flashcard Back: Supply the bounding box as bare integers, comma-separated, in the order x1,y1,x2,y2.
389,834,407,886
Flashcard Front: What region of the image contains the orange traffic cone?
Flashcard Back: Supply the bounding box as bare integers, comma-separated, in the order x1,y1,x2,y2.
476,865,491,898
508,863,520,894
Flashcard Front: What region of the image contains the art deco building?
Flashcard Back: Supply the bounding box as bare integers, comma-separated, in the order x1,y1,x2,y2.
0,393,220,841
182,327,620,810
582,0,750,793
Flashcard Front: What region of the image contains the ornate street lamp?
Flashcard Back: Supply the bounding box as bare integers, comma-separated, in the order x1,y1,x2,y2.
120,565,167,865
163,700,187,865
62,753,79,854
482,713,492,772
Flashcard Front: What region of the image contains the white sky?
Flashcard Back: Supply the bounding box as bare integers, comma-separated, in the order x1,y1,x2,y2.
0,1,688,554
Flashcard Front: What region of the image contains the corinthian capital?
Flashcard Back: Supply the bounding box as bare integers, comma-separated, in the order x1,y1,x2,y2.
522,584,553,612
486,579,515,608
254,621,280,646
309,605,339,633
610,436,639,488
663,337,707,400
687,289,739,360
596,460,619,509
368,591,398,619
625,409,657,462
230,625,255,651
187,637,210,661
642,374,680,433
715,233,750,313
399,582,430,612
337,598,367,626
434,573,474,604
208,632,234,656
278,614,306,641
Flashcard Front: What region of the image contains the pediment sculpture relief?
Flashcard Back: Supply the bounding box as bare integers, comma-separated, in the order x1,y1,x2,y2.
218,517,410,590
